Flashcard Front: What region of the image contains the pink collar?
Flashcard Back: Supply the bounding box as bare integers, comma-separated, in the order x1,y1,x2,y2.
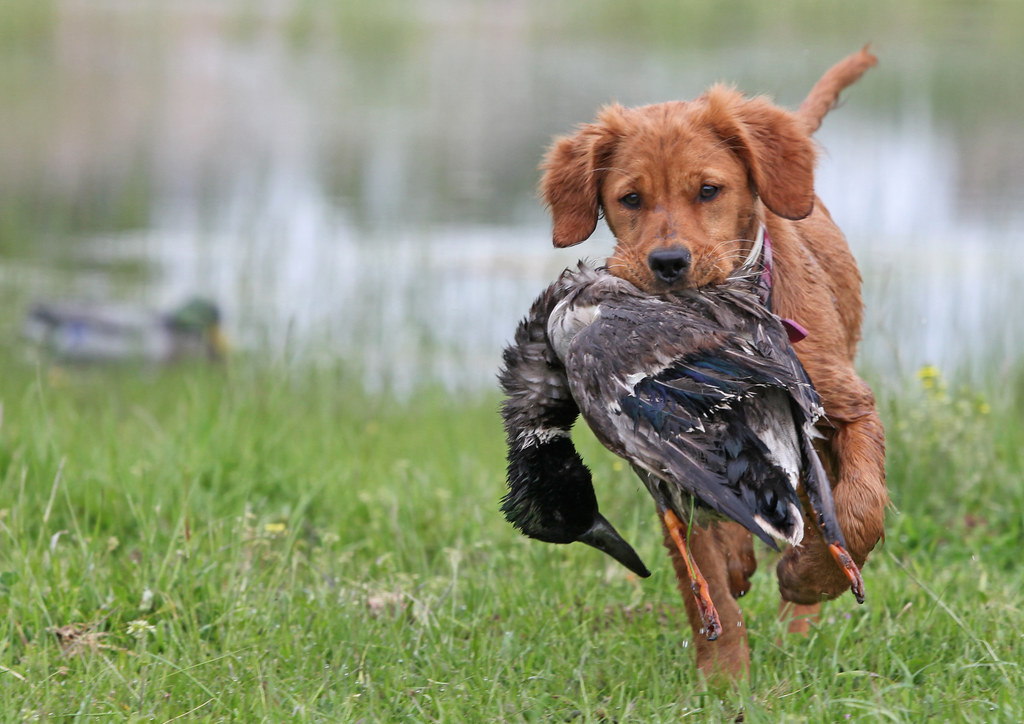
742,225,807,344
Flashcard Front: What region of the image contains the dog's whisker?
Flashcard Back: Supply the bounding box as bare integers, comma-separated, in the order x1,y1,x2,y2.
726,271,763,282
605,261,632,274
705,237,757,256
704,248,760,264
728,260,767,273
707,246,752,260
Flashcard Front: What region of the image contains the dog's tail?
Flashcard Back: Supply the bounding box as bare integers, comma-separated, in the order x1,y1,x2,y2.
798,46,877,133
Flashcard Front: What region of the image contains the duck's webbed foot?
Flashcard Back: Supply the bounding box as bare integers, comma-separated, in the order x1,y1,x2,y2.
827,542,865,604
663,508,722,641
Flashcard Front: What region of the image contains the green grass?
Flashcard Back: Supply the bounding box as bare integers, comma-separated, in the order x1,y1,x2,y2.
1,356,1022,721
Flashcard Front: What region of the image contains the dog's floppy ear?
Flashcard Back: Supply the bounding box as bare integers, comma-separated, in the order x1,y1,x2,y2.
540,106,624,248
704,86,817,221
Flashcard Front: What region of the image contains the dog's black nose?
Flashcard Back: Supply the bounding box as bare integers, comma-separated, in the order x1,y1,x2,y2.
648,248,692,285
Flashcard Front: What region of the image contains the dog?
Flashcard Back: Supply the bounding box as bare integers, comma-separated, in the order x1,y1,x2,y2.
538,48,887,678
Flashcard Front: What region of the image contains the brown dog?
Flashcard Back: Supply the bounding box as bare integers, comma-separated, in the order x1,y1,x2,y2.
539,48,887,678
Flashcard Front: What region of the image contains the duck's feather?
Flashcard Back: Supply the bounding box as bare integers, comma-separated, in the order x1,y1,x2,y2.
554,267,826,549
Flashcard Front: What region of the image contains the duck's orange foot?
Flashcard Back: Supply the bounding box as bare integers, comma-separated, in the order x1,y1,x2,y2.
664,508,723,640
828,543,865,604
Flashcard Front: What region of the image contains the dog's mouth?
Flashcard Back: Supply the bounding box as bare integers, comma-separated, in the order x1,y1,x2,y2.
607,244,742,293
653,260,733,293
644,228,767,292
653,245,744,292
609,265,708,295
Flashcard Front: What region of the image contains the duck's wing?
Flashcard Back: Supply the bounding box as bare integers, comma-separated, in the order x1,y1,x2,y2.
798,420,867,602
714,292,866,600
23,302,164,361
705,287,825,425
24,302,154,335
565,291,808,548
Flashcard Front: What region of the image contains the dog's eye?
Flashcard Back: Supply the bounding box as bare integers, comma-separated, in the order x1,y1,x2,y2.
698,184,720,201
619,193,642,210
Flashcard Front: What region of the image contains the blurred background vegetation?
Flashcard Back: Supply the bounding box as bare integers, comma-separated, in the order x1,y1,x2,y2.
2,0,1022,391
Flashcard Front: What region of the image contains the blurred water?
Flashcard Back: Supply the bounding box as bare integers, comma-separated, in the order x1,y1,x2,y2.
2,2,1022,392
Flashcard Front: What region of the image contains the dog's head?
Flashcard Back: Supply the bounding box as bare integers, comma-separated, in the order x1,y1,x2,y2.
540,86,817,292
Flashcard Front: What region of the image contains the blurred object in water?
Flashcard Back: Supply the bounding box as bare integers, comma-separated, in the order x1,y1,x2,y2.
22,297,227,363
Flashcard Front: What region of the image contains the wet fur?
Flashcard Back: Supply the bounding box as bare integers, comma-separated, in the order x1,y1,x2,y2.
539,48,887,679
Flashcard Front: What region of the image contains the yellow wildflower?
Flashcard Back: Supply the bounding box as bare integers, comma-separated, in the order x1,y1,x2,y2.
916,365,941,390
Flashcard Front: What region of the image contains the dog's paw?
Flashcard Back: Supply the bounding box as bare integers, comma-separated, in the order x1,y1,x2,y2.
725,539,758,599
726,550,757,599
712,522,757,599
776,545,850,605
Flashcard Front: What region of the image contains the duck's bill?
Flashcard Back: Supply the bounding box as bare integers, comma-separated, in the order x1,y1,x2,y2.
579,513,651,578
207,324,229,360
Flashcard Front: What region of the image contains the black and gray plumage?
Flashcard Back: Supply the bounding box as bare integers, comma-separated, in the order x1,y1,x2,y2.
500,263,863,627
499,272,651,578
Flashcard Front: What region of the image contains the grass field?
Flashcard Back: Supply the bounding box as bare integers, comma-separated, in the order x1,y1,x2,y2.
1,355,1022,722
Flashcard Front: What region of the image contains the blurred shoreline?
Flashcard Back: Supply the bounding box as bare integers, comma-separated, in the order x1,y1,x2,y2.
3,1,1022,392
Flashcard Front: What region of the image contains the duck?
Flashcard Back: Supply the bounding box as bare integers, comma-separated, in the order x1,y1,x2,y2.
499,262,863,639
22,297,227,364
499,276,650,578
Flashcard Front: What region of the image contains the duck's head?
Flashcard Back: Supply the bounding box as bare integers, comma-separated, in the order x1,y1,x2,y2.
167,298,228,359
501,435,650,578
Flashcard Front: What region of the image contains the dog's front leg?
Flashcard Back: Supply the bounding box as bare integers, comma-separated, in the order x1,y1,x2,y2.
662,520,753,680
777,371,887,604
